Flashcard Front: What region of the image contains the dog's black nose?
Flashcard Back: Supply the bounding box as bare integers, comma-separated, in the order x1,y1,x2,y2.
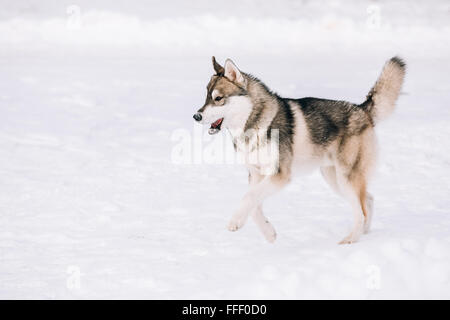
193,113,202,122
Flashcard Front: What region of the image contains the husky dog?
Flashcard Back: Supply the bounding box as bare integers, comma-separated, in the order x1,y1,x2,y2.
193,56,405,244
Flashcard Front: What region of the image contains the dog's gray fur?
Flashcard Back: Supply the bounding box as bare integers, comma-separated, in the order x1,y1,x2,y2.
195,56,406,244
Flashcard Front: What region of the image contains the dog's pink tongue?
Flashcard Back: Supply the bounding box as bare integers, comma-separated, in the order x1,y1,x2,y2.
210,118,224,129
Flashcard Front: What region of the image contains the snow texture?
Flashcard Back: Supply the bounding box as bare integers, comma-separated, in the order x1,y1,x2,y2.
0,0,449,299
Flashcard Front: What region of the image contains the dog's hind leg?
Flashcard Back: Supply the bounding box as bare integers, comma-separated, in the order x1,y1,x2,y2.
337,179,366,244
320,166,341,195
335,164,370,244
322,165,372,242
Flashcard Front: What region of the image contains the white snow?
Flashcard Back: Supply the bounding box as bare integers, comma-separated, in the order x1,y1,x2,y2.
0,0,449,299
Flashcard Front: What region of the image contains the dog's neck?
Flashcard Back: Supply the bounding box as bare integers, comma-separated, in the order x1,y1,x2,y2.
224,96,254,138
226,107,279,159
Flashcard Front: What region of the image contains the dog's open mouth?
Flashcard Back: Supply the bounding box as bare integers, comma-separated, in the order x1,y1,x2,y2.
208,118,224,135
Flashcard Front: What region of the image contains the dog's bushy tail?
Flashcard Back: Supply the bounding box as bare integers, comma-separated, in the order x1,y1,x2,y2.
360,56,406,124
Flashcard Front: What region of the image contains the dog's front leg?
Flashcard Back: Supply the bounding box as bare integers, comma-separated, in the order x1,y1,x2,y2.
227,172,290,232
251,205,277,243
247,169,277,242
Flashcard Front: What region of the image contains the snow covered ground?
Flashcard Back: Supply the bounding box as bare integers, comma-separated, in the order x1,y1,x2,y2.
0,0,449,299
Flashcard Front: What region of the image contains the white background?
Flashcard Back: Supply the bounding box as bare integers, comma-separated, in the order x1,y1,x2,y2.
0,0,449,299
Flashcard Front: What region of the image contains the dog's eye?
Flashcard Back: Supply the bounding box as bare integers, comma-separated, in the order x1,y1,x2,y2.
214,96,223,102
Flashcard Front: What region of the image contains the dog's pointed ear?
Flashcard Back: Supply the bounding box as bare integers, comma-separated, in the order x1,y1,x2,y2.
212,56,224,75
224,59,246,87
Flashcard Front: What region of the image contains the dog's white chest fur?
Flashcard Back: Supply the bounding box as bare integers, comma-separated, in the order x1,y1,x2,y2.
226,96,280,175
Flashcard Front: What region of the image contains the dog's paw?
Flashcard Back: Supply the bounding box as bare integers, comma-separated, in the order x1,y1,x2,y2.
338,233,360,245
227,217,246,232
227,220,241,232
264,229,277,243
338,238,354,245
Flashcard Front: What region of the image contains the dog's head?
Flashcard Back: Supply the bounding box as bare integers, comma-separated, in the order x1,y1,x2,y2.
193,57,249,134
